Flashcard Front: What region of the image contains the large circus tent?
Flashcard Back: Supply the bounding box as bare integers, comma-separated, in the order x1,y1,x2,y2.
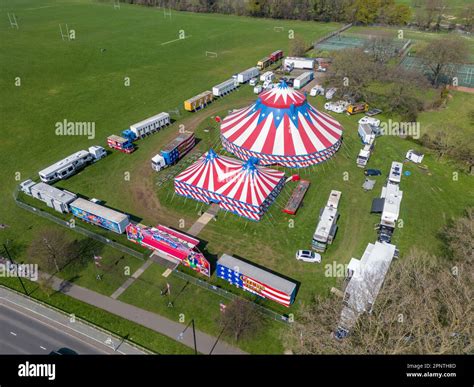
174,149,285,221
220,81,343,168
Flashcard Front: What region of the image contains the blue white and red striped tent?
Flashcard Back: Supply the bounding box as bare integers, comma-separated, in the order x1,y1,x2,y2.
174,149,285,221
220,81,343,168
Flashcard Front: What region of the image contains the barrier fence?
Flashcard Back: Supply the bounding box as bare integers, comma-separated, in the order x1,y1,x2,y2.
172,269,291,324
13,186,146,261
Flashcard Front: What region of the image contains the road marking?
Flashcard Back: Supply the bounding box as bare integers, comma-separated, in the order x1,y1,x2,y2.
0,298,125,354
40,346,47,350
10,331,17,336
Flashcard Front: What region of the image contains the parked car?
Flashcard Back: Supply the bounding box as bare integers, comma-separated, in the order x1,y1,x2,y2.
296,250,321,263
366,108,382,116
364,169,382,176
249,78,258,86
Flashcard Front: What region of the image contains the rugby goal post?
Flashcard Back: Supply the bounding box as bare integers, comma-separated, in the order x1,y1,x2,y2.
274,26,284,32
205,51,218,58
8,13,19,29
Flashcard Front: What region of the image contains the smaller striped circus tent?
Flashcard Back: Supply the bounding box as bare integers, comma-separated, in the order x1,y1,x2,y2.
174,149,285,221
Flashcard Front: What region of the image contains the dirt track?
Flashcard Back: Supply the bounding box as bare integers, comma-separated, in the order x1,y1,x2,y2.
127,97,255,228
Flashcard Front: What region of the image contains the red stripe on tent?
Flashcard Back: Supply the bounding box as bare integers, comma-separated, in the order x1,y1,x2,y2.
224,109,260,143
260,118,278,155
283,115,296,156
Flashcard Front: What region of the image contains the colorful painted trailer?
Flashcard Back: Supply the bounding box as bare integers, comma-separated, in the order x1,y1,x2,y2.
151,132,196,171
184,91,213,112
216,254,297,307
126,223,210,277
107,135,135,154
69,198,130,234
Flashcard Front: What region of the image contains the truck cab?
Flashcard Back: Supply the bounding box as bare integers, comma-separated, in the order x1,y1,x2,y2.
151,154,167,171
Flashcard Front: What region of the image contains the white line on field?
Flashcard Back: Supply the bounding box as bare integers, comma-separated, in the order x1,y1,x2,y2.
161,36,192,46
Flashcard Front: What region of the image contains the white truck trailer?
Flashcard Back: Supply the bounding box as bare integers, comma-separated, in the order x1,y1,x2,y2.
293,71,314,90
237,67,259,83
212,79,238,97
129,112,170,139
283,57,315,70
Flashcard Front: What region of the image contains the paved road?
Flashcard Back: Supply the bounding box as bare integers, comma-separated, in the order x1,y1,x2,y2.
0,287,148,355
0,304,107,355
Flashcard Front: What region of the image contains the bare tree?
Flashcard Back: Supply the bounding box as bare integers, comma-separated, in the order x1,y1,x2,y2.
28,229,73,273
284,248,473,354
441,208,474,263
364,31,396,64
289,34,308,57
218,298,263,342
418,37,469,86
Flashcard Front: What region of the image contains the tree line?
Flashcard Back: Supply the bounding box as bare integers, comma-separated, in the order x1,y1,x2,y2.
127,0,412,26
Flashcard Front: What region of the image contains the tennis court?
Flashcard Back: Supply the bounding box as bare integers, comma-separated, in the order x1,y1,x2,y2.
315,33,409,54
401,56,474,88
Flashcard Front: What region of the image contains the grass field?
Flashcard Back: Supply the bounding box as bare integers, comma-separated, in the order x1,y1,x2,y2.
1,0,473,354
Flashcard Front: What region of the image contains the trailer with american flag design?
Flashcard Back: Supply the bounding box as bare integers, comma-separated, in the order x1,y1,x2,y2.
216,254,297,307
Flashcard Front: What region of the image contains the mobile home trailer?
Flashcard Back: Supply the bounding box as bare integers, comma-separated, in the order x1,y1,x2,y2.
38,150,93,183
388,161,403,185
312,190,342,252
380,183,403,229
184,91,213,112
129,112,170,139
237,67,259,83
270,50,284,63
358,123,375,145
212,79,238,97
29,182,77,213
69,198,130,234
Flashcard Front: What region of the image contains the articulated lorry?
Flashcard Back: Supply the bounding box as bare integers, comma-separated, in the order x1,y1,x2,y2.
151,132,196,171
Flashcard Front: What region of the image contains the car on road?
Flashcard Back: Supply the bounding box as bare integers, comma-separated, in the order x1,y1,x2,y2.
364,169,382,176
296,250,321,263
49,347,78,355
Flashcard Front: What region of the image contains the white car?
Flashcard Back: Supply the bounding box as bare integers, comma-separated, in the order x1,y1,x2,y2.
358,116,381,127
249,78,258,86
296,250,321,263
253,85,263,94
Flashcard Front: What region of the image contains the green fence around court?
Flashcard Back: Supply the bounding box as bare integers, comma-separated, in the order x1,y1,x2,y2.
315,33,410,54
401,56,474,88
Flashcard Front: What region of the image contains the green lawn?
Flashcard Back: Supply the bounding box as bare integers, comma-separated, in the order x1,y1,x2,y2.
1,0,473,354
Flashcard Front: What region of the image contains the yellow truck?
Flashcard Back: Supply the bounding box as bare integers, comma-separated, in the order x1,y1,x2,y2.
346,102,369,115
184,91,213,112
257,57,272,70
